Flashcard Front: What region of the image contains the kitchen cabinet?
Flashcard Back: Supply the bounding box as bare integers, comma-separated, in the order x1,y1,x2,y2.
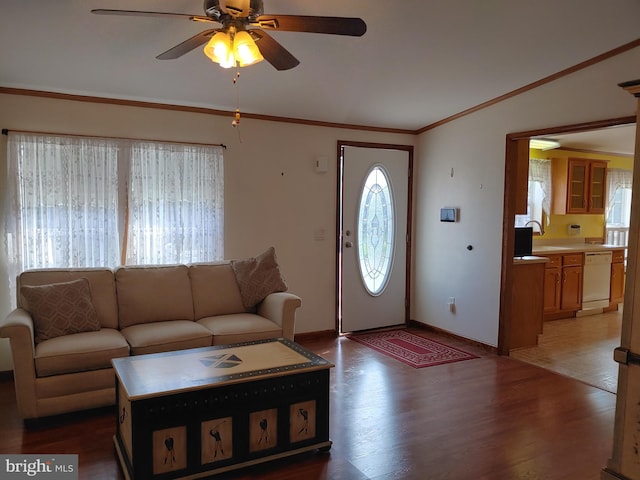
510,260,545,349
551,158,607,214
561,262,583,310
586,160,607,213
513,139,530,214
610,249,625,304
543,255,561,314
542,252,583,319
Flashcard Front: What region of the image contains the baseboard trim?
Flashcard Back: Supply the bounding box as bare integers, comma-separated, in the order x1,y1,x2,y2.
294,330,338,342
407,320,497,354
601,467,633,480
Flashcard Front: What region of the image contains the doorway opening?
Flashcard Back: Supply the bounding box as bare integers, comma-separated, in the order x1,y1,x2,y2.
499,118,635,392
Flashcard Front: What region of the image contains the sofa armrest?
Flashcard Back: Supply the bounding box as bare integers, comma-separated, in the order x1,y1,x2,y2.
0,308,38,419
257,292,301,341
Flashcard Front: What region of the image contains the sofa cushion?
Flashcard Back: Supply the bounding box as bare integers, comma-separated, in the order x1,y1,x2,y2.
189,262,247,319
230,247,288,308
116,265,195,328
120,320,212,356
21,278,101,344
18,268,119,329
34,328,130,377
198,313,282,346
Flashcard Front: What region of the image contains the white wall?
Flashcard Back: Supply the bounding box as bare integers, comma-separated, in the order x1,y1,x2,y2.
412,46,640,346
0,93,415,371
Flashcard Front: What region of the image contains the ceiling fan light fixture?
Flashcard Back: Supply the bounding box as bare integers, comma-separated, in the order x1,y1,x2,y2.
234,30,263,66
94,1,364,71
203,28,263,68
203,31,235,68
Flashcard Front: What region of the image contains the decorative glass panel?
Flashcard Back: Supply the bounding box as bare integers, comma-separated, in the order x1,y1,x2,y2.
357,165,395,296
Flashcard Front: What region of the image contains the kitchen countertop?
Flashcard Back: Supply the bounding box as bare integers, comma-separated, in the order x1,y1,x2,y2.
531,243,626,255
513,242,626,263
513,256,550,265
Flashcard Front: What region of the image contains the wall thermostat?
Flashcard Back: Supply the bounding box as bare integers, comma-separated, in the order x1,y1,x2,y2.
440,207,458,222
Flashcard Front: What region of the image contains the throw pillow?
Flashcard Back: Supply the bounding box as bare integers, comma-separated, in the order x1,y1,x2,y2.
21,278,101,344
231,247,288,308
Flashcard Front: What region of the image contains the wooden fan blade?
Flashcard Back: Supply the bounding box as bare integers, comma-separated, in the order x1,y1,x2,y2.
91,9,217,24
254,15,366,36
156,29,217,60
251,30,300,71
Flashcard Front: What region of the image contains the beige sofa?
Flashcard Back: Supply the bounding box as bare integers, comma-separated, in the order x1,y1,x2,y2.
0,261,301,421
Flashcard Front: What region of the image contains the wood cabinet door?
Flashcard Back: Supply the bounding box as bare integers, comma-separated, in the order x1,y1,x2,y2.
513,139,530,214
610,262,625,304
543,267,561,313
510,262,545,349
588,161,607,213
567,159,588,213
552,158,608,215
561,265,583,310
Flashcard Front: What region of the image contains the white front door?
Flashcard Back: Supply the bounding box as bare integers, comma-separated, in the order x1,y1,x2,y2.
339,143,411,333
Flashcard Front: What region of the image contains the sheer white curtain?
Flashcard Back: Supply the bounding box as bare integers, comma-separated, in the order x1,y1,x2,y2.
605,168,633,246
4,133,121,299
126,142,224,264
4,133,224,308
606,168,633,218
528,158,552,219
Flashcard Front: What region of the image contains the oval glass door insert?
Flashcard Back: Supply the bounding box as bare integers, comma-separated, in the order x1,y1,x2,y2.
357,165,395,296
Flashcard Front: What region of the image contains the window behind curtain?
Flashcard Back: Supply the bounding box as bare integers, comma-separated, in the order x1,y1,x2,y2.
605,168,633,247
514,158,551,233
126,142,224,264
5,134,121,271
4,132,224,307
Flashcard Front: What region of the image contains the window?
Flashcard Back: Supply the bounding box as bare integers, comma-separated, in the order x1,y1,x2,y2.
514,158,551,234
126,141,224,265
5,133,224,306
605,168,633,246
607,187,632,227
357,165,394,296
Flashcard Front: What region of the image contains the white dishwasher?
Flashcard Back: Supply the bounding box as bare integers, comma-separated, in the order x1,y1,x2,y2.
582,251,612,311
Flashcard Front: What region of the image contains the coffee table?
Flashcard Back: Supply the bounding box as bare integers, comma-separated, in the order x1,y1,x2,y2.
112,338,334,480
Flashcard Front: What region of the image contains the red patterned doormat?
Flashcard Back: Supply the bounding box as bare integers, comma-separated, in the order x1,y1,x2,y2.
347,329,479,368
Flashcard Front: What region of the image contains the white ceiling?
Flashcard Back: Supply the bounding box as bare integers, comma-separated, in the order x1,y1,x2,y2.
2,1,640,132
545,125,637,157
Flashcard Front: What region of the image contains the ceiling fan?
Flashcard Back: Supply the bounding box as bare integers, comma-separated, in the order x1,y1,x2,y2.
92,0,367,71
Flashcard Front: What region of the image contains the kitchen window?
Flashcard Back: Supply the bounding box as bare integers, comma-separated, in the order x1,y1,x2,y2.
515,158,551,234
605,168,633,246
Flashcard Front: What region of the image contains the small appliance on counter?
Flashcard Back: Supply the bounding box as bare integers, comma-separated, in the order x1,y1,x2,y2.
567,224,581,236
514,227,533,257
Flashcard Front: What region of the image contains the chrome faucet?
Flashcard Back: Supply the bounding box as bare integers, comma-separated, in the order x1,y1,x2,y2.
524,220,544,236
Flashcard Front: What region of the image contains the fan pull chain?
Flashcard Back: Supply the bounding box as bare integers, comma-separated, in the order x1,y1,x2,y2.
231,68,243,142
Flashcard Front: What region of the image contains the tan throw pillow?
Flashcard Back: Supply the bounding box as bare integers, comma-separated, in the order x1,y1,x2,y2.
231,247,288,308
21,278,101,344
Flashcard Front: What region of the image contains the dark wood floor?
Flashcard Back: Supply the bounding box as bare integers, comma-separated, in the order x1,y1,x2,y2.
0,329,616,479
